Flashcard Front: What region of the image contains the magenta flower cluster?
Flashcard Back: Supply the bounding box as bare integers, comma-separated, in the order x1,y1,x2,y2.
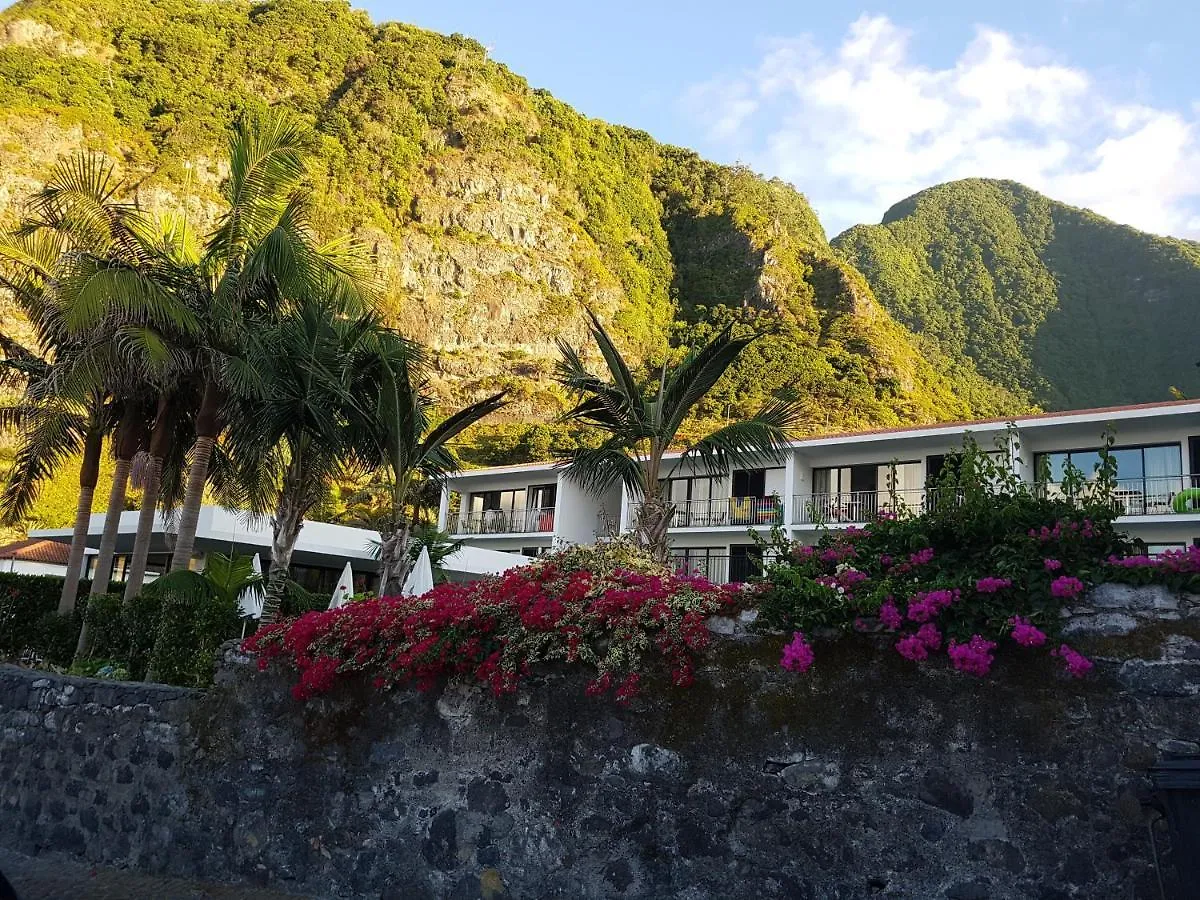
1050,575,1085,599
906,589,960,622
947,635,997,676
780,632,815,673
1009,615,1047,647
974,576,1012,594
895,623,942,661
1029,519,1096,542
909,547,935,566
1043,558,1062,572
878,598,902,630
1053,643,1094,678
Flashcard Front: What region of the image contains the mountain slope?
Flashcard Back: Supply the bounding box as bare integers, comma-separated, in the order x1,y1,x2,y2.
834,178,1200,410
0,0,1024,482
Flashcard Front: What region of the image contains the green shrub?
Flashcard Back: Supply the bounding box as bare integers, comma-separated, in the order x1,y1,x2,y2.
83,592,128,661
0,572,119,664
147,588,239,688
755,430,1131,645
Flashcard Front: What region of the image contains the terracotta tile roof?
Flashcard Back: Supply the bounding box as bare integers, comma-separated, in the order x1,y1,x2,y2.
0,538,73,564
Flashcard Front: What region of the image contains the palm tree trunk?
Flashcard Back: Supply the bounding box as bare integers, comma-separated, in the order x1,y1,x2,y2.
170,379,222,573
57,428,103,616
123,396,172,601
378,521,412,597
259,494,305,625
122,455,162,601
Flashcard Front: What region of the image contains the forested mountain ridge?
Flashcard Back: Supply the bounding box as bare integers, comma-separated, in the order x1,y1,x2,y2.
833,178,1200,411
0,0,1023,486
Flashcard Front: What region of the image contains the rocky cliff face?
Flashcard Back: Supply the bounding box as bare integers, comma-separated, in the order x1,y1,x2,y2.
0,0,1025,453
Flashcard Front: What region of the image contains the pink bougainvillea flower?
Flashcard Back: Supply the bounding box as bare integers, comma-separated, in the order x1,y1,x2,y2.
1009,615,1047,647
975,576,1012,594
915,622,942,651
780,631,815,673
1052,644,1094,678
895,632,930,661
1050,575,1085,599
909,547,935,566
947,635,996,677
878,599,903,631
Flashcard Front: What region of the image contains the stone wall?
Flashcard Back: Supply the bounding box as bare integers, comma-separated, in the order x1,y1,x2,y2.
3,585,1200,899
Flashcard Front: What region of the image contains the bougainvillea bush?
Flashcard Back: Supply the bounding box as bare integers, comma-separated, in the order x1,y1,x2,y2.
244,540,737,702
1105,544,1200,593
758,433,1130,678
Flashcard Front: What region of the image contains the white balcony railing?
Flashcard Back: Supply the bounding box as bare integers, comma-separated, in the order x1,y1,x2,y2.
627,496,784,530
1039,476,1200,517
792,488,958,524
449,507,556,535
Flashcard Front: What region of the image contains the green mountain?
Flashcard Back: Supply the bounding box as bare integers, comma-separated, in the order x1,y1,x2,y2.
834,178,1200,410
0,0,1024,479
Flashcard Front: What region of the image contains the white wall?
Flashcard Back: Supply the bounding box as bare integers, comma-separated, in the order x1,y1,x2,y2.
554,473,607,546
1,560,69,577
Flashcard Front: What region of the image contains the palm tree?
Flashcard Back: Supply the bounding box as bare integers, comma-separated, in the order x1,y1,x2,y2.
218,297,389,623
18,156,199,618
555,311,806,562
364,335,507,596
168,110,374,574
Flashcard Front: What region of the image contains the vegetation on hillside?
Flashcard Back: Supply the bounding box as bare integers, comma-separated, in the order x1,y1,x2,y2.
834,178,1200,409
0,0,1025,506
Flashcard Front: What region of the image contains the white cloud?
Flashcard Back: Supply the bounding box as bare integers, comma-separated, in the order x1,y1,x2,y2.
684,15,1200,238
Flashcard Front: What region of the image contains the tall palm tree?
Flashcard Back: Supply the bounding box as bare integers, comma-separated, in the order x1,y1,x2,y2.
218,298,389,623
21,157,199,615
555,311,806,562
366,344,507,595
169,110,373,574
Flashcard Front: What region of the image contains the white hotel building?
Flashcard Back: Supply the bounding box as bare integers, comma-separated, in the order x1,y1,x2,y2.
438,400,1200,584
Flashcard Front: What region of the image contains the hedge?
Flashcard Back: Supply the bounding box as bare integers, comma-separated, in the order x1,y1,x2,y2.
0,572,122,665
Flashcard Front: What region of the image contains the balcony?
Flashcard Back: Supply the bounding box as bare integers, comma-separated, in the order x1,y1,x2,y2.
629,496,784,530
1040,476,1200,517
792,487,965,525
449,507,556,535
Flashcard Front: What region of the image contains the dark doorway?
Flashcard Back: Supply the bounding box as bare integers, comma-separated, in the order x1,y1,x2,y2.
729,544,764,583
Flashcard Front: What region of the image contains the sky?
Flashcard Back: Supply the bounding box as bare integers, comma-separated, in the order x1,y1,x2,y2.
365,1,1200,239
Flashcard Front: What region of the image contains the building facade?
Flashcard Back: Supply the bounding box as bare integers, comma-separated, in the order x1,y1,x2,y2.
31,505,530,592
439,400,1200,584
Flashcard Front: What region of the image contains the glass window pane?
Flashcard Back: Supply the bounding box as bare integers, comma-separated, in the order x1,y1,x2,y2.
1110,448,1143,480
1070,451,1102,481
1144,445,1182,479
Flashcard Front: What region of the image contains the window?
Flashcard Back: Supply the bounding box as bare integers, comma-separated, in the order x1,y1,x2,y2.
669,546,727,583
810,462,922,521
1035,444,1182,514
729,544,764,583
1146,543,1185,556
521,546,552,557
527,483,556,510
732,468,767,498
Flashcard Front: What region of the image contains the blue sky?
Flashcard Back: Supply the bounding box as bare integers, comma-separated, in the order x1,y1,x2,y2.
365,1,1200,238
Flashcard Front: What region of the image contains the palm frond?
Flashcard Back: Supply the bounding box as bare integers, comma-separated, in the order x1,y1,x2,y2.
560,440,646,497
679,397,807,477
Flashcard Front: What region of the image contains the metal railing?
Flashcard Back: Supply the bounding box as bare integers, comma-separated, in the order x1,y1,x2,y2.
668,554,767,584
449,507,556,535
1039,476,1198,517
628,496,784,530
792,487,960,524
